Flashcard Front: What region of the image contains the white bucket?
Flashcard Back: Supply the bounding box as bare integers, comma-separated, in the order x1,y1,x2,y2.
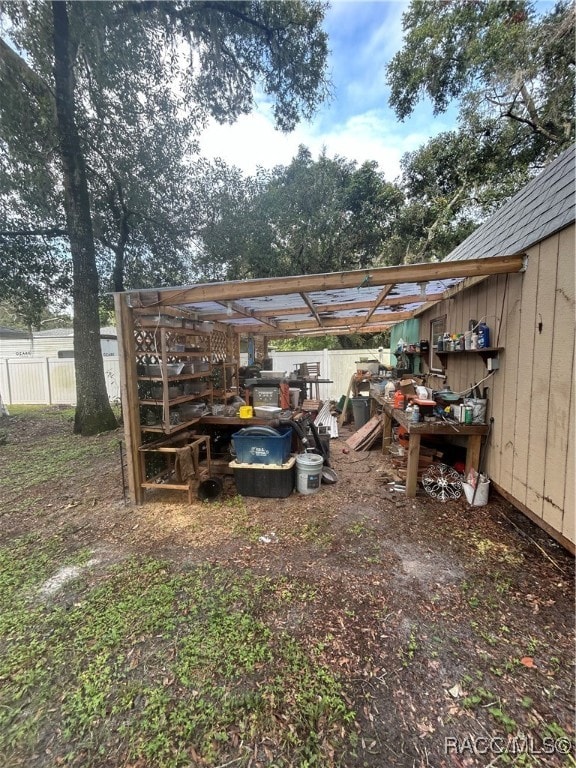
296,452,324,495
463,478,490,506
289,387,300,409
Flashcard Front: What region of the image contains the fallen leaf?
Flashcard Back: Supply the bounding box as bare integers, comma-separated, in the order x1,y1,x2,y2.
520,656,536,668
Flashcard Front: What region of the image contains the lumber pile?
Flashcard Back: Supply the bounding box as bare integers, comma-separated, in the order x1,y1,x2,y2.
345,415,382,451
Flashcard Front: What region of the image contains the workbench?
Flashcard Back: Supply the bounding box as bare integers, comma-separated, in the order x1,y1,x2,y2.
371,393,489,497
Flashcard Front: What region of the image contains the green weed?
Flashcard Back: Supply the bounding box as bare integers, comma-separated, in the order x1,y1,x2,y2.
0,537,355,767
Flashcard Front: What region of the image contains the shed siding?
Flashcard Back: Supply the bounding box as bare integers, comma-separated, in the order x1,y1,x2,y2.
419,225,575,547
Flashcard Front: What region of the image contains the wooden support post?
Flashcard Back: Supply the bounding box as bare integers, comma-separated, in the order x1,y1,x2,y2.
465,434,482,475
381,410,392,454
338,374,356,427
406,433,421,497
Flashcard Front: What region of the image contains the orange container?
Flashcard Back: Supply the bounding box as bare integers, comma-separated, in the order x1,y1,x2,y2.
393,391,405,409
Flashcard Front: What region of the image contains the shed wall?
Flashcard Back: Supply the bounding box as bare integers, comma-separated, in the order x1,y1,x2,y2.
418,225,575,547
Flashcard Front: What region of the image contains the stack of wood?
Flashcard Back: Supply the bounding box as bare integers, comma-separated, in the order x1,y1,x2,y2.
345,415,382,451
302,399,321,412
390,445,443,481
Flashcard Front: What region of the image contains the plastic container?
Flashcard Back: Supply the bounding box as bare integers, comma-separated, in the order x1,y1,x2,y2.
232,425,292,465
230,456,295,497
411,404,420,423
197,478,223,502
238,405,253,419
477,323,490,349
351,397,370,428
355,360,380,375
463,476,490,506
464,398,487,425
289,387,301,409
253,405,282,419
295,452,324,495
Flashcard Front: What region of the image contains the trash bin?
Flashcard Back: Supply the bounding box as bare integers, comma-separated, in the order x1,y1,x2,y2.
351,397,370,429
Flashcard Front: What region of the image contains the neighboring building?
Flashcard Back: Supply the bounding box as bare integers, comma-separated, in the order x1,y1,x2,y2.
0,327,118,359
393,145,575,551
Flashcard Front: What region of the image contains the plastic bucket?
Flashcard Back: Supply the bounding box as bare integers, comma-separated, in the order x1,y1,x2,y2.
296,452,324,495
351,397,370,428
197,478,223,502
463,478,490,506
289,387,300,409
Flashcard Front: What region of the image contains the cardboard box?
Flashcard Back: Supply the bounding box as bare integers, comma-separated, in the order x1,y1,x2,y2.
398,378,416,396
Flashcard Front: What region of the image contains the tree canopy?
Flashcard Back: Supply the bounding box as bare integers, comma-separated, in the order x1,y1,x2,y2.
387,0,575,162
196,146,404,280
0,0,330,433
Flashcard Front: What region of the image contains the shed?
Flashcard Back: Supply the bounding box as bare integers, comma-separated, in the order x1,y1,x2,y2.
396,145,575,552
114,146,574,552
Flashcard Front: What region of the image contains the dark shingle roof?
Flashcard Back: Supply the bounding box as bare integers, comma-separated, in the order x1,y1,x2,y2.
447,145,575,262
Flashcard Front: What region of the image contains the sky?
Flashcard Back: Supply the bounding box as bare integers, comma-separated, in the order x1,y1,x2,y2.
198,0,458,183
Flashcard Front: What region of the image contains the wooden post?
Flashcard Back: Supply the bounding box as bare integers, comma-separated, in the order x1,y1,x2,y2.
406,433,421,497
338,374,356,427
114,292,143,504
381,410,392,454
465,434,482,475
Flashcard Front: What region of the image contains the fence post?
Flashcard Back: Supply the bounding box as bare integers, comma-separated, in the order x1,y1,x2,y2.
4,359,12,405
45,357,53,405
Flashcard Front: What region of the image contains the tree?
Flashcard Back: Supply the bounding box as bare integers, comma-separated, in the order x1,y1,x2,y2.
387,0,575,162
196,147,404,280
0,1,329,434
384,0,574,263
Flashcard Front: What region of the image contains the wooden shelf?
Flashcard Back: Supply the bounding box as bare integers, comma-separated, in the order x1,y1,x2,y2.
435,347,503,366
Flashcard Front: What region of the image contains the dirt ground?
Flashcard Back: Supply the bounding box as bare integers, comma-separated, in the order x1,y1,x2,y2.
1,408,574,767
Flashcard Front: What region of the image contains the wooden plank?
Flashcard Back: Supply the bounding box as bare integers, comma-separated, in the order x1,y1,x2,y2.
543,226,574,534
405,433,421,497
338,375,356,427
499,272,521,491
127,255,525,307
345,414,382,450
511,249,539,504
381,411,393,454
114,292,144,504
526,237,557,517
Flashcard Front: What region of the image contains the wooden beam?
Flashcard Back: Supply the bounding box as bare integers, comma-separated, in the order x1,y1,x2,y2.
300,292,323,326
213,300,281,329
199,292,447,322
358,284,393,329
123,255,526,307
114,292,144,504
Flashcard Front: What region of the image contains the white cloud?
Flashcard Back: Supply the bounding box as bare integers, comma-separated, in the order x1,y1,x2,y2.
198,106,450,182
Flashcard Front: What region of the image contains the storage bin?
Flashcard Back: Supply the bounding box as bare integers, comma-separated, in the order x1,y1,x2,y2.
232,425,292,465
229,457,295,497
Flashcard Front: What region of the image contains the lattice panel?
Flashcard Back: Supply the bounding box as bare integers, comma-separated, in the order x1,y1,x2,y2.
255,336,266,362
134,329,160,364
211,329,227,362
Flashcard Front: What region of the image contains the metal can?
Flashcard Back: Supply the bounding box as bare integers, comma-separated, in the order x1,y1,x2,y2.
464,405,473,425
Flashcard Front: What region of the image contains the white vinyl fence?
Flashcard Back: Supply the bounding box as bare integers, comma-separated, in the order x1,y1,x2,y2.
1,348,391,406
243,348,392,402
0,357,121,406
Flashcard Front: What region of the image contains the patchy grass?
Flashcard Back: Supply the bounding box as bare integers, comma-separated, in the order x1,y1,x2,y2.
1,406,574,768
0,536,355,767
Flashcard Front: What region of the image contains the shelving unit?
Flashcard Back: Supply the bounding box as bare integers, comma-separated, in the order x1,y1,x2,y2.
134,315,213,435
435,347,503,368
211,360,239,403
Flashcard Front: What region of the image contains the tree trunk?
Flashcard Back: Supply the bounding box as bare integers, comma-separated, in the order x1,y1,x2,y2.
52,1,117,435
